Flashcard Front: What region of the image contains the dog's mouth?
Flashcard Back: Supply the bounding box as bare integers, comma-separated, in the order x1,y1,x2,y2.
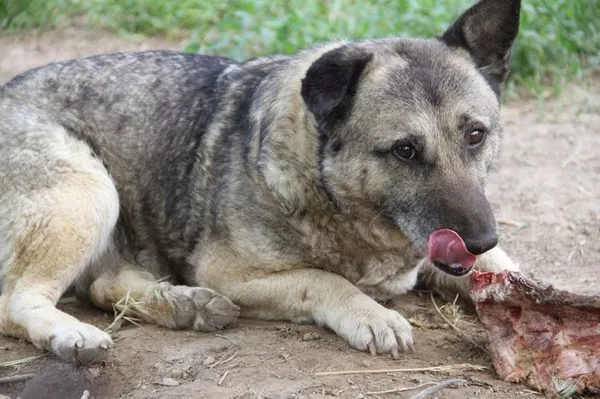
432,260,474,276
427,229,476,277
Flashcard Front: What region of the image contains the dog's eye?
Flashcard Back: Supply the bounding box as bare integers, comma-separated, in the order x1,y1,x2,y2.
392,143,416,161
469,130,486,147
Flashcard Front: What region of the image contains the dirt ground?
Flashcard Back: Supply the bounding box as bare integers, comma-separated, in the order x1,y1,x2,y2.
0,28,598,399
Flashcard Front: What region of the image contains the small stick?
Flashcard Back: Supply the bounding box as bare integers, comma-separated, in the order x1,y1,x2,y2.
430,293,490,355
0,373,36,384
0,354,47,368
497,218,524,228
217,370,230,386
523,389,543,395
561,141,582,169
141,387,172,399
409,379,466,399
210,350,240,369
215,334,239,346
366,381,437,395
314,363,488,377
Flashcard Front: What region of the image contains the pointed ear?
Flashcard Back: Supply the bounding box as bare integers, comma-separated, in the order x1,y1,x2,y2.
301,46,373,134
441,0,521,92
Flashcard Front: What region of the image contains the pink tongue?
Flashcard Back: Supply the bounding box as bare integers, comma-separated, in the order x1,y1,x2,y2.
428,229,477,268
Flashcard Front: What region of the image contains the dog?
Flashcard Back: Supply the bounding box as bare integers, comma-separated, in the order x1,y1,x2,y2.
0,0,521,364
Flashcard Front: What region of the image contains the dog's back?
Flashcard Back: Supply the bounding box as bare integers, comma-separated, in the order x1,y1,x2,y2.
2,51,234,185
1,51,282,276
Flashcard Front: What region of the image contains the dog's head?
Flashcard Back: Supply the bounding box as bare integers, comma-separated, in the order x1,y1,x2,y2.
300,0,521,275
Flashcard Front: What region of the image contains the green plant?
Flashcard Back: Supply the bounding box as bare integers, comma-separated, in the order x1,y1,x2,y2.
2,0,599,96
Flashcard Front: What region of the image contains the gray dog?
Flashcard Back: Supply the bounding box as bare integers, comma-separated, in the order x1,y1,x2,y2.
0,0,521,364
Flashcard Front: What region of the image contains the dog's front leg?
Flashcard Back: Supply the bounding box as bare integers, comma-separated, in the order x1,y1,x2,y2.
222,268,414,356
420,246,519,302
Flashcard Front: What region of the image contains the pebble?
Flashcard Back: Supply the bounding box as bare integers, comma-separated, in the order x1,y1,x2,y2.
87,368,101,379
165,350,187,363
302,332,321,341
169,367,186,379
156,377,180,387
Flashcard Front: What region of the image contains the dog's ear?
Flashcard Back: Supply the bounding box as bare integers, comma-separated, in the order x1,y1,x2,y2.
441,0,521,93
301,47,373,134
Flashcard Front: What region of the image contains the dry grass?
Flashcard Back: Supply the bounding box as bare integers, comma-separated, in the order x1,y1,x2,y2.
104,290,142,336
314,363,489,377
0,354,46,368
430,293,490,355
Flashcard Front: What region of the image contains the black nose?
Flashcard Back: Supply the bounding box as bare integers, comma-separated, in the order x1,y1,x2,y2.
463,232,498,255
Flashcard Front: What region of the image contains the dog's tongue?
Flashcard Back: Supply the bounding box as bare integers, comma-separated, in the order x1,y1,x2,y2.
428,229,477,268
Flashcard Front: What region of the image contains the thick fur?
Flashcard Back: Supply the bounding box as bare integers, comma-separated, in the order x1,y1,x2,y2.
0,0,521,363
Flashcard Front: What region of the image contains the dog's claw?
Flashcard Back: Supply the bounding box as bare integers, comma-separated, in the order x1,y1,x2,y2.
391,346,399,358
368,341,377,356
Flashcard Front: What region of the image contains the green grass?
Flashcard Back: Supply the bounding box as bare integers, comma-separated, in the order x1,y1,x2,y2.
2,0,599,96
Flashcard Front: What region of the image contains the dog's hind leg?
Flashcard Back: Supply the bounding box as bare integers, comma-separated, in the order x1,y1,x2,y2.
89,264,240,331
0,124,118,364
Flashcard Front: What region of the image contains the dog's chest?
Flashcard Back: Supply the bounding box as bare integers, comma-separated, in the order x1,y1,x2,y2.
302,217,421,301
352,253,421,301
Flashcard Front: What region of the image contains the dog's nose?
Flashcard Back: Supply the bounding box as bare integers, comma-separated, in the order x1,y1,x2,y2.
463,232,498,255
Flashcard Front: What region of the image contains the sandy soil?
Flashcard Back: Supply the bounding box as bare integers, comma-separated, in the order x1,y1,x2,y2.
0,27,598,399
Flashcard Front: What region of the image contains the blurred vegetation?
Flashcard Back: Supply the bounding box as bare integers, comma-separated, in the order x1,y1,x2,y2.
1,0,599,96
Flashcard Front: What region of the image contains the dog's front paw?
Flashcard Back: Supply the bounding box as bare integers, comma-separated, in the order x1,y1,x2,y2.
49,322,113,364
335,296,414,357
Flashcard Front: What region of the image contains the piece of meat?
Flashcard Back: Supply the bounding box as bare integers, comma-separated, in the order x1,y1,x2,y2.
469,270,600,395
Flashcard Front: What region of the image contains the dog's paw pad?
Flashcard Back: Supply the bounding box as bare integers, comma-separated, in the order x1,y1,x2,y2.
49,323,113,364
169,287,240,332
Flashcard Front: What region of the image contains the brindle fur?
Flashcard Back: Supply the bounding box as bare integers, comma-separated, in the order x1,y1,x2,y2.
0,0,521,363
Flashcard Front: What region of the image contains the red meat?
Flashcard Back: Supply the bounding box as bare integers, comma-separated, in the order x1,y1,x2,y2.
470,270,600,394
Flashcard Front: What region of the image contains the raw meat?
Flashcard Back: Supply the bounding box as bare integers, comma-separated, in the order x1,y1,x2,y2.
469,270,600,394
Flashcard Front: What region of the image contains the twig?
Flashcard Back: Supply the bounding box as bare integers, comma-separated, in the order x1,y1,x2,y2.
0,373,36,384
409,379,466,399
561,141,582,169
366,381,437,395
314,363,488,377
141,387,172,399
466,377,493,388
523,389,543,396
210,350,240,369
408,317,449,330
217,370,230,386
430,293,490,355
0,354,47,368
215,334,239,346
497,218,524,228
